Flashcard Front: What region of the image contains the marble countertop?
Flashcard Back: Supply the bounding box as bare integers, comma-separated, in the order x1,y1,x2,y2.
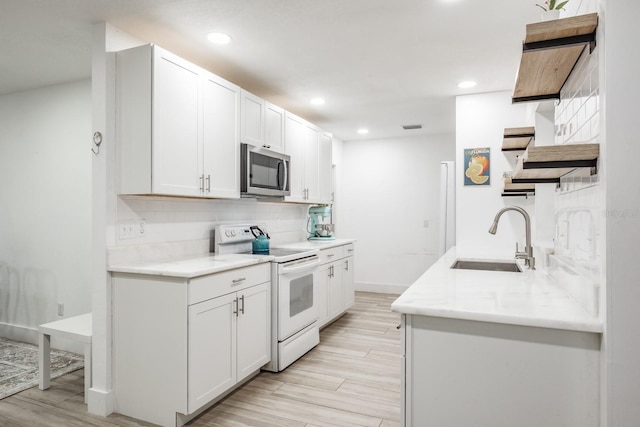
107,238,356,279
276,238,356,250
391,247,602,333
108,254,274,279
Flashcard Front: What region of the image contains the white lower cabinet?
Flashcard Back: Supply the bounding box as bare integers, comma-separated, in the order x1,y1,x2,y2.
401,314,601,427
113,263,271,427
315,243,355,328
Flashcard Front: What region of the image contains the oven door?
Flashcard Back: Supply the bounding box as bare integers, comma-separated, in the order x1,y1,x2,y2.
277,256,320,341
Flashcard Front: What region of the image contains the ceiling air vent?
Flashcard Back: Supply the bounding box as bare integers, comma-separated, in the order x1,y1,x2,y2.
402,124,422,130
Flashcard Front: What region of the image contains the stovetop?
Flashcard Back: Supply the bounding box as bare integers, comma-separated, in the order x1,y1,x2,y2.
215,224,319,263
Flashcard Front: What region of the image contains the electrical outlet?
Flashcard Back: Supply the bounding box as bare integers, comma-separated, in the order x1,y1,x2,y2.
119,219,146,240
57,302,64,316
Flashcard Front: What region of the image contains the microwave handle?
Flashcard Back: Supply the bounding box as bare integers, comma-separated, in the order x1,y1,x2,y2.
280,159,288,192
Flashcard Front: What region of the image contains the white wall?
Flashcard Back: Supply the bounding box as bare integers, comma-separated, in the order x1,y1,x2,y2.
455,91,535,257
340,134,455,293
0,80,92,352
602,0,640,425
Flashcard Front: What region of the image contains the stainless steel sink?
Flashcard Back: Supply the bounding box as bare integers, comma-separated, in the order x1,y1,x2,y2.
450,259,523,273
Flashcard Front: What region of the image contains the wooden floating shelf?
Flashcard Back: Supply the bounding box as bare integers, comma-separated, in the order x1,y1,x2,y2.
502,127,535,151
504,177,535,192
512,143,599,183
502,192,535,198
502,177,535,197
512,13,598,103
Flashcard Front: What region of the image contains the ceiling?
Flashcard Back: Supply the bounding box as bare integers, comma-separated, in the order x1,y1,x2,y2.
0,0,541,141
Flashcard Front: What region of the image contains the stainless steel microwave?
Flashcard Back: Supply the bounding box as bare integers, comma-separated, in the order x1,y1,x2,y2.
240,143,291,198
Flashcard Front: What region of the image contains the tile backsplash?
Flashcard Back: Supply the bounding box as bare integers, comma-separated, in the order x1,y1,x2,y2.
549,39,603,318
108,196,309,265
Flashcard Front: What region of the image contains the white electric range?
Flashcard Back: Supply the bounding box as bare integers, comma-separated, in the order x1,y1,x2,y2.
215,224,321,372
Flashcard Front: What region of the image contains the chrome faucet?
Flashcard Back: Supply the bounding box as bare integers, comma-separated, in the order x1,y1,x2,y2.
488,206,535,270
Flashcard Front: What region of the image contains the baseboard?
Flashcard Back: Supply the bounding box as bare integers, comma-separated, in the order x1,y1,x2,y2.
88,387,115,416
0,322,38,345
354,282,409,295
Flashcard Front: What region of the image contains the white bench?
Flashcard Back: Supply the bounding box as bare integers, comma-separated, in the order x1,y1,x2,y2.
38,313,92,403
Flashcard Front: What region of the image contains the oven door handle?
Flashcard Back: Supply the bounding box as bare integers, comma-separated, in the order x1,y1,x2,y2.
280,258,320,274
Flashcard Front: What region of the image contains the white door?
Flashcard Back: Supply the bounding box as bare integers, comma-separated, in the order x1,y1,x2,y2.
264,102,285,153
318,131,333,204
241,90,264,147
343,256,355,309
152,47,202,196
314,264,330,327
327,261,344,320
284,112,306,201
303,123,320,202
236,283,271,381
202,72,240,198
278,262,318,340
188,293,237,413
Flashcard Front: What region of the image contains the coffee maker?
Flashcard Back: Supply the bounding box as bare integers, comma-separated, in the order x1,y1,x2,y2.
307,205,335,240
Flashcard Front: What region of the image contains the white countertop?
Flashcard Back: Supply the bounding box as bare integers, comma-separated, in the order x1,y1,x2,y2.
391,247,602,333
108,254,273,279
107,238,355,279
277,238,356,251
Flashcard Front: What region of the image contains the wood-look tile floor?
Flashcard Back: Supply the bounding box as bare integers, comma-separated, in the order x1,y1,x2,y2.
0,292,401,427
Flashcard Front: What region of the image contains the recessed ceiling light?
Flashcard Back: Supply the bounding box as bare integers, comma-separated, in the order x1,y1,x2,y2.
357,128,369,135
310,97,325,105
458,80,477,89
207,32,231,45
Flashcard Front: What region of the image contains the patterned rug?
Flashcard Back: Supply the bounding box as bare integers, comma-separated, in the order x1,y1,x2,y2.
0,337,84,400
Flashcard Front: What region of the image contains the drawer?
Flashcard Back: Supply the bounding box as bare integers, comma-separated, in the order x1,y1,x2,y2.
319,246,343,264
343,243,355,258
188,263,271,305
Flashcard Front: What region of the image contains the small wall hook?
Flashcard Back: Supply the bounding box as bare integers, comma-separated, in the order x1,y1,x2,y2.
92,131,103,155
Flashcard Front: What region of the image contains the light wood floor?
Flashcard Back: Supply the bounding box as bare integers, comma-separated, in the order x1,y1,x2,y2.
0,292,401,427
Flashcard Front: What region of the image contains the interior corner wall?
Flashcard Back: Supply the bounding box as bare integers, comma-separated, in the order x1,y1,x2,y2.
0,80,92,352
340,133,455,293
603,0,640,425
455,91,534,256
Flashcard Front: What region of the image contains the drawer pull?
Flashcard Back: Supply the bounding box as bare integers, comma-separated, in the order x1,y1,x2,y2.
327,253,335,258
232,277,246,285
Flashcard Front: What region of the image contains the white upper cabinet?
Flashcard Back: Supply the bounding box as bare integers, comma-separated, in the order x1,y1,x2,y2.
284,111,332,204
318,131,333,203
264,102,285,153
202,73,241,198
240,90,264,147
116,44,240,198
241,90,285,153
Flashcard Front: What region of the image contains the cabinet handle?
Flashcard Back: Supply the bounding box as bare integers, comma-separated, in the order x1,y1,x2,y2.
327,253,335,258
345,260,349,271
232,277,246,285
263,144,271,149
206,174,211,192
233,297,239,317
347,248,354,253
199,175,204,192
239,295,245,315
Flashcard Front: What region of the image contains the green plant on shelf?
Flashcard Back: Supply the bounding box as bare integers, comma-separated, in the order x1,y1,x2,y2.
536,0,569,11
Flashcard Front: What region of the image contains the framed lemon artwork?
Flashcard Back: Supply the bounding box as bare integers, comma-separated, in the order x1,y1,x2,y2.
464,147,490,186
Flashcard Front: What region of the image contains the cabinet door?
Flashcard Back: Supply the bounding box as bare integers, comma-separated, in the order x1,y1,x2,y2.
241,90,264,147
343,256,355,309
152,47,202,196
237,282,271,381
314,265,330,327
318,131,333,204
284,112,306,202
327,261,344,320
188,293,237,413
264,102,285,153
303,123,320,202
202,72,240,198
